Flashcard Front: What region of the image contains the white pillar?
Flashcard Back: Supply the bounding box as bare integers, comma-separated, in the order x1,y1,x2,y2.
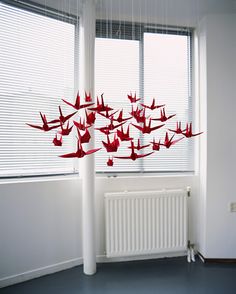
80,0,96,275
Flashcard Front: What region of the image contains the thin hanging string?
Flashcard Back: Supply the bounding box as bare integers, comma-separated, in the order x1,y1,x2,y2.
139,0,142,41
131,0,134,41
117,0,121,39
144,0,147,31
109,0,112,39
123,0,125,40
100,0,102,38
106,0,108,39
164,0,167,35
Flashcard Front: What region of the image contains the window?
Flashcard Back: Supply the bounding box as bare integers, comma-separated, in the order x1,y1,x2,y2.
0,2,77,177
95,21,193,173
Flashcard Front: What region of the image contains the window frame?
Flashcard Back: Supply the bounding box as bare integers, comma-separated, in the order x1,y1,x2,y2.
95,20,194,175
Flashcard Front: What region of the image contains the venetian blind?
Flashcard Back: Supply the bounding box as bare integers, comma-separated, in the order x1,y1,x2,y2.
95,21,193,173
0,2,77,177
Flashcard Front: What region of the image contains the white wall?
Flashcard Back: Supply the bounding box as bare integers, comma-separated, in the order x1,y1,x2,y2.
0,178,82,287
0,174,197,287
198,14,236,258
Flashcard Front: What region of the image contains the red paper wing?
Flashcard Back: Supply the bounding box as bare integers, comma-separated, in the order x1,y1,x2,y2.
114,155,131,159
60,152,78,158
62,99,76,109
26,123,44,130
64,111,77,122
85,148,102,155
170,137,184,146
150,124,165,132
136,152,154,158
131,123,143,132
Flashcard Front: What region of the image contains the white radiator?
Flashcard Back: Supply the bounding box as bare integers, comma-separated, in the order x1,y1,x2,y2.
105,189,188,258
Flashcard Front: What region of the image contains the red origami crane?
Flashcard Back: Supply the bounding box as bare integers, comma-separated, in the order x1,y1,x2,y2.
161,132,184,148
127,92,141,103
116,125,133,141
153,108,176,122
168,121,184,134
60,139,101,158
89,94,113,112
74,118,87,131
132,118,164,134
113,109,132,123
102,135,120,152
59,122,73,136
62,92,94,110
130,106,147,123
182,122,203,138
85,110,96,126
128,138,150,150
107,157,114,166
27,112,60,132
77,128,91,144
150,138,161,151
85,91,92,102
96,119,125,134
141,98,165,110
49,106,77,124
53,134,62,146
98,109,118,119
115,141,153,161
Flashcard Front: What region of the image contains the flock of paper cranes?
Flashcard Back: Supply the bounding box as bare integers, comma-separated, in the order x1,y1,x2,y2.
27,92,202,167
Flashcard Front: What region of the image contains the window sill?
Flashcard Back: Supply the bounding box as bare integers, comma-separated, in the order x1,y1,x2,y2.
0,173,80,185
96,171,196,179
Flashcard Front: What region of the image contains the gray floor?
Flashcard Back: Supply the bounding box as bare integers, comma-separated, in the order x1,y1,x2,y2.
1,257,236,294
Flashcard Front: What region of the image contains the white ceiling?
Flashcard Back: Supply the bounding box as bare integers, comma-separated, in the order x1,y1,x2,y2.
30,0,236,27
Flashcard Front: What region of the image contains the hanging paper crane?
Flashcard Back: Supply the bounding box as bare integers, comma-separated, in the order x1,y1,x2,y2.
59,122,73,136
60,139,101,158
128,139,150,150
161,132,184,149
49,106,77,124
89,94,113,112
168,121,184,134
53,134,63,146
107,156,114,166
115,141,153,161
153,108,176,122
182,122,203,138
150,138,161,151
27,112,60,131
113,109,132,123
116,125,133,141
102,134,120,152
141,98,165,110
127,92,141,103
132,118,164,134
63,92,94,110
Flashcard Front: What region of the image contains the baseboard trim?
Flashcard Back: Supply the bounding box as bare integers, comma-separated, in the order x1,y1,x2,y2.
0,257,83,289
198,252,236,263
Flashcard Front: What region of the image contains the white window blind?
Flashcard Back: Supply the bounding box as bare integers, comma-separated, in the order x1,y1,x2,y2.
95,38,140,172
95,22,193,173
142,32,193,172
0,2,76,177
